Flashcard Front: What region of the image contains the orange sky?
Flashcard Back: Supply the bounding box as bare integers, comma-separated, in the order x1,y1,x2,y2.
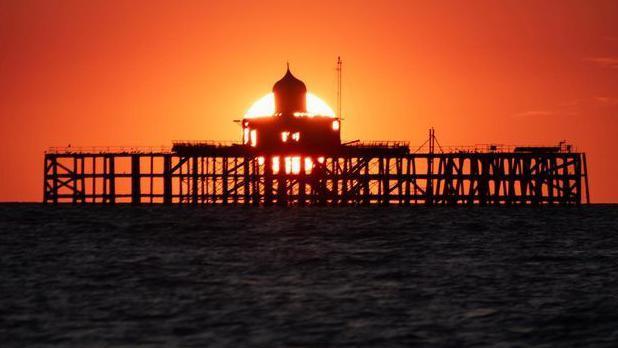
1,0,617,202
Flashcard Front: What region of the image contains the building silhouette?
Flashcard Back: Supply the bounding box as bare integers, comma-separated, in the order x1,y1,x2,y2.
241,66,340,155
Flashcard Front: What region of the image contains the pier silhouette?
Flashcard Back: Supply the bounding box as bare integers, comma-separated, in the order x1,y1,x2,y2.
43,66,589,206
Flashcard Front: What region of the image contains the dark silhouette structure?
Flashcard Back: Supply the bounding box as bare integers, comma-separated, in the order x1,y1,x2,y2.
273,65,307,114
240,66,341,154
43,65,590,206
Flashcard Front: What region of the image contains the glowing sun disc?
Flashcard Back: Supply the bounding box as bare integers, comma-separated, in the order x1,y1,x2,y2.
244,93,335,118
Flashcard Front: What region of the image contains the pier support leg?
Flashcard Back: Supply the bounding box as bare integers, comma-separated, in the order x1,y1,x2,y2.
131,155,141,205
107,156,116,205
299,158,306,206
192,156,198,205
264,157,273,206
163,155,172,205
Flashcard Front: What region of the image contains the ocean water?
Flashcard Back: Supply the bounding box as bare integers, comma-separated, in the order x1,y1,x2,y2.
1,204,617,347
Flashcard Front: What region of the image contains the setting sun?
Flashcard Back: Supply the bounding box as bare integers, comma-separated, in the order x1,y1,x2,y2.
244,92,336,118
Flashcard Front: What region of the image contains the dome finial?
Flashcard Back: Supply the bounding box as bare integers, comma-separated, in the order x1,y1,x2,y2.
273,62,307,114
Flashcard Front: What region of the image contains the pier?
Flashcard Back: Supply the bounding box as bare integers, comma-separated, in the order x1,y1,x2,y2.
43,139,589,206
42,67,590,206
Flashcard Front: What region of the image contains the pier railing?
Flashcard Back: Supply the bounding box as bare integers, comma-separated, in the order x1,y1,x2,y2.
46,141,577,155
46,146,171,154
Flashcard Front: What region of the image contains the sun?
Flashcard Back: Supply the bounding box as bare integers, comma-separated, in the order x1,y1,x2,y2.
244,93,335,118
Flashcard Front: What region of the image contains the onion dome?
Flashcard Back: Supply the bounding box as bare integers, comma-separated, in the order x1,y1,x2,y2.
273,64,307,114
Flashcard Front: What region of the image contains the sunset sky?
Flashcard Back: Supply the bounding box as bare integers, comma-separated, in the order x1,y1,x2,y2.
1,0,617,202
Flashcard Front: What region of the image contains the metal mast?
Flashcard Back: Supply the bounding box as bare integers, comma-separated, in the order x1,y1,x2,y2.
337,56,342,121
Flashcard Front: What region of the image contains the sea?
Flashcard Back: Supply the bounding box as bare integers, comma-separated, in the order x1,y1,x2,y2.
1,204,617,347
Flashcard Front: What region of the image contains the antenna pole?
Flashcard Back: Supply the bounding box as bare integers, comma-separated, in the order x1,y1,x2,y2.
429,128,435,154
337,56,342,121
426,128,435,205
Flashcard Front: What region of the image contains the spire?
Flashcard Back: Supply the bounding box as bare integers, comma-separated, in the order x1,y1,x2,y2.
273,64,307,114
